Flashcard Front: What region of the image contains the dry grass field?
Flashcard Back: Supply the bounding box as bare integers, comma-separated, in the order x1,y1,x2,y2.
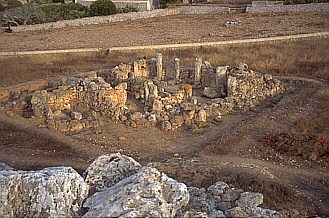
1,37,328,86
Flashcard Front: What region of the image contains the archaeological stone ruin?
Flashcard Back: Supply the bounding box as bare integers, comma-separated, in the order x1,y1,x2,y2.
0,54,284,133
0,153,283,217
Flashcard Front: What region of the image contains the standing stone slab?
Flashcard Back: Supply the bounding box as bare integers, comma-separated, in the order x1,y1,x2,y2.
156,53,164,81
194,58,202,85
175,58,181,80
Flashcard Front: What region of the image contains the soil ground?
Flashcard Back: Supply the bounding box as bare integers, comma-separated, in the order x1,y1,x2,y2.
0,11,329,217
0,12,328,52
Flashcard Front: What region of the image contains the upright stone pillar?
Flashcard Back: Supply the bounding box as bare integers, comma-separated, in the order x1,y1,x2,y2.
156,53,163,81
149,84,158,99
194,58,202,85
174,58,180,80
144,80,152,102
132,61,138,78
216,66,229,96
215,66,228,88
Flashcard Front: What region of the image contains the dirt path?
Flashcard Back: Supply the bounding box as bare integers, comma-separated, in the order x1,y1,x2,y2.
1,31,328,56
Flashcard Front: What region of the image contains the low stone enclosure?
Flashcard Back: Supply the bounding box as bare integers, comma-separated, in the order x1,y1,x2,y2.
0,153,282,217
0,54,284,133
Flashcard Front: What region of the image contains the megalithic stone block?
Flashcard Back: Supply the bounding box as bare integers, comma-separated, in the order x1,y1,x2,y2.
174,58,180,80
156,53,163,81
194,58,202,85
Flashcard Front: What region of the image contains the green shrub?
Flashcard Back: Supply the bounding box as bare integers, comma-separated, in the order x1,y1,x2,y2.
1,4,46,25
1,2,90,25
117,4,138,13
30,0,52,5
40,3,89,22
6,0,22,8
90,0,116,16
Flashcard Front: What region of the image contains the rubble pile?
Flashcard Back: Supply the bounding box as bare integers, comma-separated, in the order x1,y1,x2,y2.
0,153,282,218
0,53,284,132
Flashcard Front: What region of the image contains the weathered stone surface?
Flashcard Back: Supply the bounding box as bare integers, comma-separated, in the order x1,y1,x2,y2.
0,162,14,171
222,189,243,202
83,166,189,217
198,109,207,123
183,210,209,218
84,153,141,192
130,112,143,122
0,167,88,218
225,207,249,217
242,206,282,218
236,192,263,207
186,187,216,214
71,111,82,120
203,87,222,98
162,120,172,131
208,181,230,196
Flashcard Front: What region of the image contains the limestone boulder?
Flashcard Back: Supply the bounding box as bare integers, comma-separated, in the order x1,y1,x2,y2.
186,187,216,215
84,153,141,192
130,112,143,122
242,206,282,218
203,87,223,99
0,167,88,218
208,181,230,196
83,166,189,217
236,192,263,207
71,111,83,120
225,207,249,217
0,162,14,171
198,109,207,123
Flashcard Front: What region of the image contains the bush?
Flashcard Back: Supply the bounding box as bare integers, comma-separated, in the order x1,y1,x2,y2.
90,0,116,16
40,3,89,22
6,0,22,8
29,0,52,5
1,5,45,25
117,4,138,13
1,2,89,25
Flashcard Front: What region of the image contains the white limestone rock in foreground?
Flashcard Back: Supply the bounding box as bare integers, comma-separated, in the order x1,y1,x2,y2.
0,167,89,218
0,162,14,171
83,166,189,217
84,153,142,191
177,181,282,218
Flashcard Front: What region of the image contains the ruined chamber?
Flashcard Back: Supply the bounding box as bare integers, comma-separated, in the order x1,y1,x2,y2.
0,54,284,133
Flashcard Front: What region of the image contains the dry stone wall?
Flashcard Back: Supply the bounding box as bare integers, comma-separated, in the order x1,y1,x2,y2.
29,76,127,132
0,153,283,217
12,6,227,32
246,2,329,13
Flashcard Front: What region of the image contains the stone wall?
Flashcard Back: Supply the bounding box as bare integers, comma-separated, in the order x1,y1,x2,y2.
246,2,329,13
12,6,227,32
75,0,151,11
30,76,127,132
